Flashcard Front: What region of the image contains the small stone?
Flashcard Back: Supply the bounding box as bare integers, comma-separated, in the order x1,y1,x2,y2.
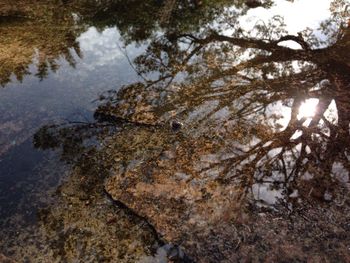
170,121,183,132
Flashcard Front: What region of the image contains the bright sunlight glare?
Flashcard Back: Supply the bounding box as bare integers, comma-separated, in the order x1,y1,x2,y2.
297,98,319,120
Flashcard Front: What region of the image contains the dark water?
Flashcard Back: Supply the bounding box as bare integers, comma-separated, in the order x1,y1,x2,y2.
0,24,142,214
0,1,350,262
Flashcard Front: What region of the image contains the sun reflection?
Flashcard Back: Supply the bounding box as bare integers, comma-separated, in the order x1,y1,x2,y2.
297,98,319,120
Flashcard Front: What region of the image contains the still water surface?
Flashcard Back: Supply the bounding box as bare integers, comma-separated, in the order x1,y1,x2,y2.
0,0,350,262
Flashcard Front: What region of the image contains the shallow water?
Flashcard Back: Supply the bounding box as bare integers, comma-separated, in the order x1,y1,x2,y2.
1,1,350,262
0,19,144,212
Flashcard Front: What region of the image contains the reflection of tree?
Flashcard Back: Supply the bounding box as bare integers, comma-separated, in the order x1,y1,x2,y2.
0,0,240,87
0,1,83,86
100,0,349,201
32,1,350,261
77,0,252,43
32,0,350,229
1,0,278,86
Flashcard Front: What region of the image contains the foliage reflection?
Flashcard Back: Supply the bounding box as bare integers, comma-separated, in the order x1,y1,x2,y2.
30,0,350,261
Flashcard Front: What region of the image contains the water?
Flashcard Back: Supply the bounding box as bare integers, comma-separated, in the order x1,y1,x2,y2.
0,4,156,261
1,1,350,262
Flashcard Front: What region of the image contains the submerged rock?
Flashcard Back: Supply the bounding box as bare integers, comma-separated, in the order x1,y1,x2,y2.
170,120,183,132
105,135,244,261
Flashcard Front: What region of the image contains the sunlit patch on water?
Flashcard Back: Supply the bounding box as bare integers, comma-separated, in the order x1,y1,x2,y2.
297,98,319,120
296,98,339,126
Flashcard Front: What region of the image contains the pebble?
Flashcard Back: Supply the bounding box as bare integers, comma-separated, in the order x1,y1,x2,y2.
170,121,183,132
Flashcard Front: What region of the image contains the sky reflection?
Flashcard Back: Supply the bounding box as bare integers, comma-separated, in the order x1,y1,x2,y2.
0,26,142,156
